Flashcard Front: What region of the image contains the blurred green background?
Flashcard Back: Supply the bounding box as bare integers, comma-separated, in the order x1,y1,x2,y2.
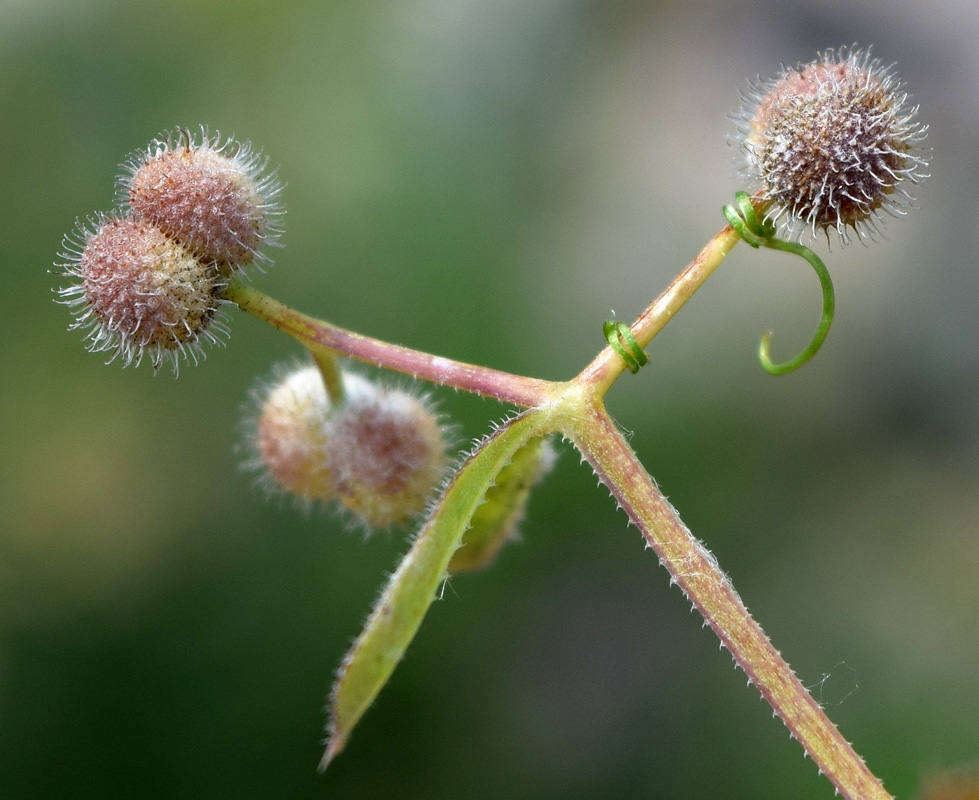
1,1,976,797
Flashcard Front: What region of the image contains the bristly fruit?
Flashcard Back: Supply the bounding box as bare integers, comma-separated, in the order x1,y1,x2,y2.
57,215,227,373
247,369,449,526
323,378,449,529
121,128,283,273
735,47,929,243
251,364,338,505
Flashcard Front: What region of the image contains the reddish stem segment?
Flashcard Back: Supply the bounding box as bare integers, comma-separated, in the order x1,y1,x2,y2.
225,282,555,408
566,403,892,800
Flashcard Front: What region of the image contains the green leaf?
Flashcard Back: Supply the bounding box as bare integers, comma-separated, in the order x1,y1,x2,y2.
322,410,549,768
447,435,554,574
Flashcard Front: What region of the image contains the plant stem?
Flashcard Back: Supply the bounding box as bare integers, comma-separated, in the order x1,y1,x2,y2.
228,209,750,406
310,347,346,405
564,400,892,800
224,281,556,408
577,222,742,393
226,213,889,797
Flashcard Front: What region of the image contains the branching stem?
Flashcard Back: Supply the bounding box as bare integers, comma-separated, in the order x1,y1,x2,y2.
225,212,890,799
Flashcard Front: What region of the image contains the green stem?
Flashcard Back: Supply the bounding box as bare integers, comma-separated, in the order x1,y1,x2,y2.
576,222,743,394
758,238,835,375
310,347,345,405
724,191,836,376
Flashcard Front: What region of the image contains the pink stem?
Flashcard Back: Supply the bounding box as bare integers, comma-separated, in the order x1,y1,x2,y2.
225,282,555,408
567,403,892,800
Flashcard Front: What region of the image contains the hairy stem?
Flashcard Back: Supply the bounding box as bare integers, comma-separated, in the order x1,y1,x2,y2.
565,402,891,800
224,281,555,407
227,212,887,798
577,222,742,393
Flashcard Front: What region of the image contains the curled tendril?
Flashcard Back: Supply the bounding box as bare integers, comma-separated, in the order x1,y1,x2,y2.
604,320,648,374
722,192,835,376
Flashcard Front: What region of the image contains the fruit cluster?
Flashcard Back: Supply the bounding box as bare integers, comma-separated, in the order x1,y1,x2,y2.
58,129,282,372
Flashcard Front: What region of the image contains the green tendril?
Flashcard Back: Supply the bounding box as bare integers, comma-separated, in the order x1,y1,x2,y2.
724,194,766,247
603,320,648,374
723,192,835,376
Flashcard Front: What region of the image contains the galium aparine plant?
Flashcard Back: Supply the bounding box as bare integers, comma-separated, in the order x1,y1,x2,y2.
56,49,936,800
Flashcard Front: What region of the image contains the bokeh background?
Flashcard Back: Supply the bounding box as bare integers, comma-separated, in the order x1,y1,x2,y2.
2,1,977,798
